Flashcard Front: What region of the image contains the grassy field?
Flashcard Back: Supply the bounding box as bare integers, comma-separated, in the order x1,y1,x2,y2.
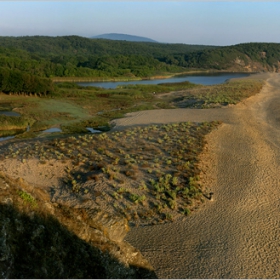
159,78,264,108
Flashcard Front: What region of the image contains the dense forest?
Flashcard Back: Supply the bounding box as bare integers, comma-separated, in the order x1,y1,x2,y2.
0,35,280,94
184,43,280,71
0,67,53,95
0,36,216,79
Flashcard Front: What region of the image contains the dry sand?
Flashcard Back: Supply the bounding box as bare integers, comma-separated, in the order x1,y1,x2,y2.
113,72,280,278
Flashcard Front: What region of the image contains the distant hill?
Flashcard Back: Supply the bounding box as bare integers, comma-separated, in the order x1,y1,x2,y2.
1,35,280,80
0,35,215,79
91,33,158,43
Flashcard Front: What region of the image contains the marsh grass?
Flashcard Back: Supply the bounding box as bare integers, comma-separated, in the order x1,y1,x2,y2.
0,115,31,131
0,129,25,137
0,78,262,138
4,121,221,225
163,79,264,108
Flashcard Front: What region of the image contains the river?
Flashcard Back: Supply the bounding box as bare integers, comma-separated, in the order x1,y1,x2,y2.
77,72,250,89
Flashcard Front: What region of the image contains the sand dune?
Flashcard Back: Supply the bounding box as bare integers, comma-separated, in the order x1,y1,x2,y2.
112,72,280,278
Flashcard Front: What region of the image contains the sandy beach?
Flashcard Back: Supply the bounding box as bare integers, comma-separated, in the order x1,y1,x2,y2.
110,72,280,278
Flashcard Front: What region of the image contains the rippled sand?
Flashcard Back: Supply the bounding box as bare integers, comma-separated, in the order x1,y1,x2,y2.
113,73,280,278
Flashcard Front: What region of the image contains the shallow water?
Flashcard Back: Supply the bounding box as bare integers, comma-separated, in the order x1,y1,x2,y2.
0,111,21,117
42,127,62,133
0,135,15,142
86,127,102,133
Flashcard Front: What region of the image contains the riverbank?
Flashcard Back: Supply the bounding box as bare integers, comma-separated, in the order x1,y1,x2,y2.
51,69,254,83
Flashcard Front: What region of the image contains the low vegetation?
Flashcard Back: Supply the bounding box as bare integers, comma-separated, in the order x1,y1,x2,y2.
3,121,221,225
0,78,263,138
165,78,264,108
0,174,156,278
0,67,53,96
0,114,31,130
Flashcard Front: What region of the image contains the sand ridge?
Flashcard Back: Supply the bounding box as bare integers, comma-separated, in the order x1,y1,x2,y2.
120,72,280,278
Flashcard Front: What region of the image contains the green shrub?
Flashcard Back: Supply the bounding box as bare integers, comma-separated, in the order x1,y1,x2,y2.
17,190,37,208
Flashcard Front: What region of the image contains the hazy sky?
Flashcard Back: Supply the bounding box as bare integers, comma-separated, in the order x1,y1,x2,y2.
1,1,280,46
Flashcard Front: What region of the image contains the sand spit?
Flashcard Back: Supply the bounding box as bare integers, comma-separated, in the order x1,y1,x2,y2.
113,73,280,278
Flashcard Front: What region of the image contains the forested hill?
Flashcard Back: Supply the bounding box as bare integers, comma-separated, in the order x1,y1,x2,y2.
0,36,280,83
0,35,216,79
0,35,215,59
184,43,280,72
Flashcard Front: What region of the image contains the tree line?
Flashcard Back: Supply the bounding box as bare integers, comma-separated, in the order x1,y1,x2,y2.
0,36,216,79
183,43,280,70
1,36,280,74
0,67,53,95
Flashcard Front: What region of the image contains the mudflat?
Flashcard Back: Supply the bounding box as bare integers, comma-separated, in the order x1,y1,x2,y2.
116,72,280,278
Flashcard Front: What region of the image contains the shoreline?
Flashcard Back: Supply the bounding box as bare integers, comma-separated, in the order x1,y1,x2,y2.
51,69,257,83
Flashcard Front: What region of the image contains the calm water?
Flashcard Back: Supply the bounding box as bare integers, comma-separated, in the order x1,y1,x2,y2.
86,127,102,133
0,111,21,117
42,127,62,133
77,72,250,89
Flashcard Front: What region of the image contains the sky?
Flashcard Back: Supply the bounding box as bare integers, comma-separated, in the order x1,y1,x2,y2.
0,1,280,46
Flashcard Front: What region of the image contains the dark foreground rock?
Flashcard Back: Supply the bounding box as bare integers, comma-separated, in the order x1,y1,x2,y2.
0,174,157,279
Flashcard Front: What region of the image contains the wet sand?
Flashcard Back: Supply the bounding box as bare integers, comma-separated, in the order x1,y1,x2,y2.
113,73,280,278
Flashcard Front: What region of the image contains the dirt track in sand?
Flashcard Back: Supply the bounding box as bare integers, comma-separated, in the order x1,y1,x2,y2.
113,73,280,278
